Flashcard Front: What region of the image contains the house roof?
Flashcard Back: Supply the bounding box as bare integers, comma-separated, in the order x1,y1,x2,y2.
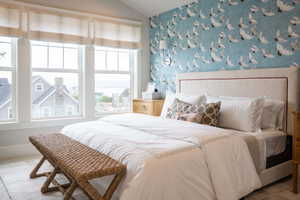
0,78,11,107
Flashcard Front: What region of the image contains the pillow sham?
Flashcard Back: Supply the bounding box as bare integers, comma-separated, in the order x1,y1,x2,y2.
166,98,204,119
206,96,265,132
160,93,206,118
176,102,221,126
261,99,285,129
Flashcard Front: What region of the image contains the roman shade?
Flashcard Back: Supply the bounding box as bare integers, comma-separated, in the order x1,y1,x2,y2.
0,3,22,37
28,9,90,44
0,2,142,49
93,19,141,49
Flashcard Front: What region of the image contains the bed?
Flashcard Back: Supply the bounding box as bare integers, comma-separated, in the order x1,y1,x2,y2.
61,67,299,200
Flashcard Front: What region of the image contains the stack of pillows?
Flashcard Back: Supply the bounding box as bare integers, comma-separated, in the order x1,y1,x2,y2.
161,93,285,132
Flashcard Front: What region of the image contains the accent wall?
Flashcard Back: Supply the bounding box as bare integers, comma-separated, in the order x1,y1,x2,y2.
149,0,300,93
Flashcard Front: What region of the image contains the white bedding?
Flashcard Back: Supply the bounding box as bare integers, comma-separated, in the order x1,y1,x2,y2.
61,113,261,200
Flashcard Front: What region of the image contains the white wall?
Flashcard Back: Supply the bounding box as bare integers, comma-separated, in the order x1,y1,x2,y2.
0,0,150,160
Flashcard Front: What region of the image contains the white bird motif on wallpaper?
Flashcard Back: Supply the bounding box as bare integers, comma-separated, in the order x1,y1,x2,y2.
179,13,187,20
193,27,199,36
226,19,235,30
248,13,257,25
291,40,300,51
219,32,226,40
250,5,260,13
193,21,200,27
239,56,249,67
240,29,254,40
177,33,184,40
194,52,202,59
199,10,207,19
211,51,223,62
249,53,258,64
187,8,197,17
167,29,176,38
277,43,294,56
228,0,239,6
171,17,177,26
251,45,260,53
217,3,225,13
187,40,197,48
288,26,300,38
201,23,210,31
150,19,157,28
277,0,295,12
179,43,188,50
290,62,299,67
261,0,270,3
201,56,212,64
293,0,300,5
228,34,240,43
209,8,217,17
275,30,287,43
226,56,235,66
239,18,248,29
217,38,226,48
251,26,258,36
261,8,275,17
262,49,275,58
211,17,223,28
150,46,157,55
290,16,300,25
258,32,269,44
199,43,206,52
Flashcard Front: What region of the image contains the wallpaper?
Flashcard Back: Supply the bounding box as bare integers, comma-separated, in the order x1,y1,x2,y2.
149,0,300,93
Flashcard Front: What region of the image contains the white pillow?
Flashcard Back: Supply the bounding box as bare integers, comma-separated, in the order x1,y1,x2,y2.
261,99,285,129
207,96,265,132
160,93,206,118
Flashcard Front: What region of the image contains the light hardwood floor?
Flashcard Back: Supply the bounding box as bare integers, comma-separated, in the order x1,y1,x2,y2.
0,156,299,200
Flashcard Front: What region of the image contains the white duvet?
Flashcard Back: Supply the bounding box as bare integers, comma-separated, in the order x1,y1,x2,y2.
61,113,261,200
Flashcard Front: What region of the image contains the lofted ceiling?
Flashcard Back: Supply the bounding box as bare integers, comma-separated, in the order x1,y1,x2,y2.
119,0,196,17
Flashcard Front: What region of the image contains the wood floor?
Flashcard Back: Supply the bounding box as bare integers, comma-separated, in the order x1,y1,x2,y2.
0,156,300,200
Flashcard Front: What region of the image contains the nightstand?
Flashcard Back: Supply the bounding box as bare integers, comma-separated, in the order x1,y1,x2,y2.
132,99,164,116
292,112,300,193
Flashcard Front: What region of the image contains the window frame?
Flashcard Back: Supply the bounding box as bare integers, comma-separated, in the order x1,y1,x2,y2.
0,37,17,123
94,46,135,116
30,41,84,120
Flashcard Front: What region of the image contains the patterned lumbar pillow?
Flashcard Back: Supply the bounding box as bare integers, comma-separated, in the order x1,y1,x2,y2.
166,98,221,126
166,98,205,119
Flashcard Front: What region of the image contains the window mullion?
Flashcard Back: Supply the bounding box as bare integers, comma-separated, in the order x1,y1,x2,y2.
84,45,95,120
17,38,31,123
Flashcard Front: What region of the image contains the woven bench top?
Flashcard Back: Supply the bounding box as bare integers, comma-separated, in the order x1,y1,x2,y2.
29,133,126,181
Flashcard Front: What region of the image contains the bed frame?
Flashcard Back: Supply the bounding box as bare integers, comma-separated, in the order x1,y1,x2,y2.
176,67,300,187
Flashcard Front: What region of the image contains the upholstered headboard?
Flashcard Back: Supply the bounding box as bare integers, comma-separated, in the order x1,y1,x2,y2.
176,67,300,135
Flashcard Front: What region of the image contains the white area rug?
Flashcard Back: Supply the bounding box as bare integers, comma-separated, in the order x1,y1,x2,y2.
0,157,299,200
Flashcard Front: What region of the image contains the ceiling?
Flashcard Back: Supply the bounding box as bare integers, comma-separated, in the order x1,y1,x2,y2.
119,0,196,17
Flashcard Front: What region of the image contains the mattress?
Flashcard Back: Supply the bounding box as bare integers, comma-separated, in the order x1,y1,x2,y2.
235,129,287,172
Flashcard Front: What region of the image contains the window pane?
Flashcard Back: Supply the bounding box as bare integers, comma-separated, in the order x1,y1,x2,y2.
49,47,63,68
95,50,106,70
119,51,130,71
0,71,14,121
64,48,78,69
0,43,12,67
95,74,130,114
32,72,80,119
107,51,118,71
31,45,48,68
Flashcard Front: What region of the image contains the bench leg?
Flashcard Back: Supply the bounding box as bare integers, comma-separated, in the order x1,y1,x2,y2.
293,163,299,193
64,181,78,200
41,167,59,193
30,156,49,179
104,170,126,200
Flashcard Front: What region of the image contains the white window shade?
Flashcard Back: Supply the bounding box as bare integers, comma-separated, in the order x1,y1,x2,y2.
0,3,22,37
28,9,90,44
94,19,141,49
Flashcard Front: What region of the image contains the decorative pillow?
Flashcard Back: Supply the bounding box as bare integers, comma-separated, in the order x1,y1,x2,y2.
176,102,221,126
166,98,204,119
161,93,206,118
206,96,265,132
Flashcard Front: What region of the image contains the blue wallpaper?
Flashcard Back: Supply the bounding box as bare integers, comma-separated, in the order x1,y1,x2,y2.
149,0,300,93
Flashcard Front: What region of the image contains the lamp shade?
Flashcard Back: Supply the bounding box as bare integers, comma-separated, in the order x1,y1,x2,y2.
159,40,167,50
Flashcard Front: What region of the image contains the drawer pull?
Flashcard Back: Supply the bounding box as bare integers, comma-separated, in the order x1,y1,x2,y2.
142,105,148,111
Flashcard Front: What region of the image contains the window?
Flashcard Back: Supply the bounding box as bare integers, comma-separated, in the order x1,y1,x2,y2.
0,36,16,122
35,83,44,92
31,41,82,119
94,47,133,114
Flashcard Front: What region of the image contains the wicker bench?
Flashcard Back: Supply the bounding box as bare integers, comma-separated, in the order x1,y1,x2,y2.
29,133,126,200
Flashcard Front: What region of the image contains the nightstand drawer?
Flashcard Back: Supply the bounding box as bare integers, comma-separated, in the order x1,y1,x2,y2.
133,101,154,114
132,99,164,116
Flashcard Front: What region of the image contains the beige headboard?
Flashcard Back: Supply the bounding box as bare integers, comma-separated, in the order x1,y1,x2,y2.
176,67,300,135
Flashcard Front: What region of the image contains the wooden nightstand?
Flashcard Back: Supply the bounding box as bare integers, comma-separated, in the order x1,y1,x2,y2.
292,112,300,193
132,99,164,116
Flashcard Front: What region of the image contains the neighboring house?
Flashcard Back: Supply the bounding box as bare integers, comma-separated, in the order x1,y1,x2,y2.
0,76,79,120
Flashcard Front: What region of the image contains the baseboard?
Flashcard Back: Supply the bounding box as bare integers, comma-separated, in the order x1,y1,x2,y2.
0,144,39,161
